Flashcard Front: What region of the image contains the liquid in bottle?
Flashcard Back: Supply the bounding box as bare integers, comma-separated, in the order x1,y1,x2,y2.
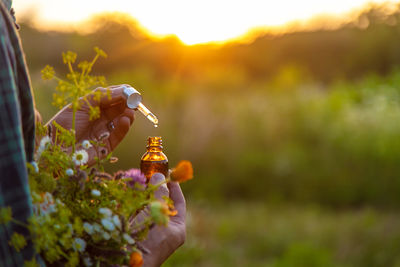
140,136,168,180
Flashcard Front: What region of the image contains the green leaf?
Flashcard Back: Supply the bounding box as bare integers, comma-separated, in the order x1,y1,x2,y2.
24,258,39,267
0,207,12,224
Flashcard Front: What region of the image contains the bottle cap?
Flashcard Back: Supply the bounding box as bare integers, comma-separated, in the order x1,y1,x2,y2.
122,85,143,109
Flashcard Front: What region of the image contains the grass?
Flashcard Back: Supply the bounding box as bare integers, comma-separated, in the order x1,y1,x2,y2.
164,202,400,267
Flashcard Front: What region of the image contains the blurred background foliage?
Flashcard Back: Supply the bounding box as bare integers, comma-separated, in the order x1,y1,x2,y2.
22,3,400,266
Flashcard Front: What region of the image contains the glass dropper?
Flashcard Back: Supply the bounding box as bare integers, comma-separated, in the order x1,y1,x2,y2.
137,103,158,127
123,85,159,127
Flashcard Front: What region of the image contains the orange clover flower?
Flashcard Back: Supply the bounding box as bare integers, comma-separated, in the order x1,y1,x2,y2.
129,250,143,267
170,160,193,183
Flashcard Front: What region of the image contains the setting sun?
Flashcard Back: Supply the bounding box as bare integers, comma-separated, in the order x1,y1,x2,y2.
13,0,397,45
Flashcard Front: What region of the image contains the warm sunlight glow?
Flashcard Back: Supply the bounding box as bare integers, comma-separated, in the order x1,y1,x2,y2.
13,0,397,45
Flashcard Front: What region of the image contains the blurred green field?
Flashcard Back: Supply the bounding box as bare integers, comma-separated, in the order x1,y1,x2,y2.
164,202,400,267
24,4,400,265
34,67,400,207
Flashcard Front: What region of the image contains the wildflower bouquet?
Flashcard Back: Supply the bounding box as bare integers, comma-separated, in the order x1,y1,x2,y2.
0,48,193,266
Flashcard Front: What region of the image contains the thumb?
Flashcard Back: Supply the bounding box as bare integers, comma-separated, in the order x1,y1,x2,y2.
129,173,168,228
149,173,169,200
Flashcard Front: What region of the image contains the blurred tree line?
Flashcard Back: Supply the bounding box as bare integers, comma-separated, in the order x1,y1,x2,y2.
20,3,400,82
23,3,400,208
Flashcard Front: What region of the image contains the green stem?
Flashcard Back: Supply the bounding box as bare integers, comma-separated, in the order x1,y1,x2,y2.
80,68,85,81
59,250,69,259
10,218,29,228
150,180,169,192
72,107,76,152
82,97,92,107
67,62,79,88
130,217,152,231
89,54,99,74
53,76,63,82
53,122,58,145
80,54,99,80
67,62,80,152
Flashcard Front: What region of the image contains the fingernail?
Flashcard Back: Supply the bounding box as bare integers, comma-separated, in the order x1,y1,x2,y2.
150,173,165,185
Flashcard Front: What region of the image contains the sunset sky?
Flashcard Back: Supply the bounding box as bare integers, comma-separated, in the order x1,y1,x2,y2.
13,0,398,45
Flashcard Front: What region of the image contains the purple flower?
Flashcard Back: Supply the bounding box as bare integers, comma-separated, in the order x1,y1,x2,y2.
124,168,147,187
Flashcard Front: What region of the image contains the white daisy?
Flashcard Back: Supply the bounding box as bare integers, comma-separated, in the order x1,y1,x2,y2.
72,149,89,165
39,136,52,150
91,189,101,197
82,140,92,149
43,192,54,204
93,223,102,233
72,238,86,252
112,215,121,230
102,232,111,240
56,199,64,206
65,168,74,176
36,136,52,159
30,161,39,173
123,233,135,245
101,218,115,231
83,257,93,267
83,222,94,235
98,208,112,217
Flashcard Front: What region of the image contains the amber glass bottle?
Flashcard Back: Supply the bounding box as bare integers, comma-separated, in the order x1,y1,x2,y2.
140,136,169,180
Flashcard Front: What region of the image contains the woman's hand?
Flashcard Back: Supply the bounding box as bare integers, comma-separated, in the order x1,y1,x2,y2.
137,173,186,267
46,85,135,166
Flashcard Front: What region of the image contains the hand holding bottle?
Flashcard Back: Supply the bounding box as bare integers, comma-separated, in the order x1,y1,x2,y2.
137,173,186,267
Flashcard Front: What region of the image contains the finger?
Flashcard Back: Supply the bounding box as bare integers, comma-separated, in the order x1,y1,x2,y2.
167,182,186,222
109,109,135,144
102,106,135,125
149,173,169,200
96,85,130,108
130,173,168,228
102,103,126,119
93,104,134,136
120,108,135,125
108,116,131,150
89,109,134,155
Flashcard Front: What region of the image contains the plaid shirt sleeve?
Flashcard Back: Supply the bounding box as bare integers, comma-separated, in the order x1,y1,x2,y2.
0,0,38,265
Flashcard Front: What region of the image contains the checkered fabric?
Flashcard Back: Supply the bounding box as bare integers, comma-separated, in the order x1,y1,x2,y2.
0,0,38,265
